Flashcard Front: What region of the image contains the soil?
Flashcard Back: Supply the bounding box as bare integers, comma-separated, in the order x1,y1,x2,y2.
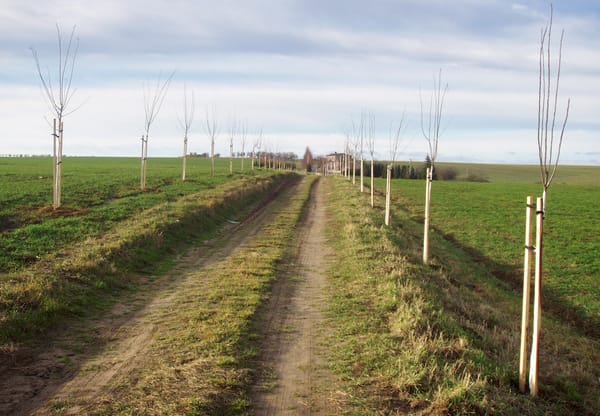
251,178,341,415
0,176,341,415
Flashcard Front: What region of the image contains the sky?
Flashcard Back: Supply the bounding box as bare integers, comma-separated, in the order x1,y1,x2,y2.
1,0,599,164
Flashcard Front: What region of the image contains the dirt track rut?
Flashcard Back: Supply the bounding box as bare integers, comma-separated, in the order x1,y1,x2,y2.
252,177,340,415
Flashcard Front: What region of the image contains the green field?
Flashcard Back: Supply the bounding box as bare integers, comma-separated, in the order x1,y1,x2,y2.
0,156,263,273
0,156,290,343
371,172,600,331
331,172,599,414
400,161,600,185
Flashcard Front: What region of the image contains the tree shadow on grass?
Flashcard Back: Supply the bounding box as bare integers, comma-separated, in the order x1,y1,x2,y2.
438,230,599,341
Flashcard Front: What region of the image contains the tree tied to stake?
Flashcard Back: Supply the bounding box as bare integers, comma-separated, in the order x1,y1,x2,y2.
420,69,448,264
178,84,195,181
31,24,81,209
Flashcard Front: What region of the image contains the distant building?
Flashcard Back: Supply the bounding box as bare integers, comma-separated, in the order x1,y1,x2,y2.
322,152,352,175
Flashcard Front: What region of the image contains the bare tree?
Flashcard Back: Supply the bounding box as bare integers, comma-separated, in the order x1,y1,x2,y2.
141,71,174,190
353,114,366,193
228,115,237,174
524,4,570,398
385,113,407,226
252,128,262,170
240,120,248,171
366,112,376,207
31,24,80,209
205,106,220,177
421,69,448,264
537,5,570,208
178,84,195,181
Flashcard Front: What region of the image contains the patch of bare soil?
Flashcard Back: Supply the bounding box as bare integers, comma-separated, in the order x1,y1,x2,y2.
0,179,295,416
252,178,343,415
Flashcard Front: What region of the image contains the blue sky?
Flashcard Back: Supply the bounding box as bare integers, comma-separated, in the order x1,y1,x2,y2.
1,0,599,164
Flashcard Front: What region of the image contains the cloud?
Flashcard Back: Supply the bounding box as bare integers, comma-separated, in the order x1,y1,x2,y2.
1,0,599,165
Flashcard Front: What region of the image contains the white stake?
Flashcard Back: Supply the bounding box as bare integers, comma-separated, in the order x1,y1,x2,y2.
519,196,535,392
423,167,432,264
529,196,544,397
385,164,392,226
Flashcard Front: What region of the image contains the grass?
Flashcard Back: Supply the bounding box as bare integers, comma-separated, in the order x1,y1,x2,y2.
323,175,599,415
379,178,600,335
0,156,266,272
87,175,318,415
0,160,293,346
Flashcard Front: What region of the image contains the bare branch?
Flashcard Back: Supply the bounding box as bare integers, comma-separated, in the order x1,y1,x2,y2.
144,71,175,136
536,5,570,192
420,69,448,169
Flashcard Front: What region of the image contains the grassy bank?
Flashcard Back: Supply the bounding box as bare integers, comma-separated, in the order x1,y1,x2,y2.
0,156,270,273
324,176,599,415
377,178,600,335
85,175,318,415
0,172,294,346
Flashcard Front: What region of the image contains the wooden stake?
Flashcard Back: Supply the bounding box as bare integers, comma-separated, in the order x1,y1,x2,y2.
140,135,145,190
519,196,535,392
360,158,364,192
182,136,188,181
52,119,57,209
385,164,392,225
529,196,544,397
57,121,63,208
423,168,432,264
143,134,148,188
370,159,374,208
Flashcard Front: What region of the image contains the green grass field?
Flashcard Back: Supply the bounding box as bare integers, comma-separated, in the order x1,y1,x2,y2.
375,177,600,332
0,156,264,272
400,161,600,185
0,156,290,344
330,174,599,414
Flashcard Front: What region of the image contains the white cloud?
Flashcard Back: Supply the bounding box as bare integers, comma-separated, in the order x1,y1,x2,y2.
1,0,599,165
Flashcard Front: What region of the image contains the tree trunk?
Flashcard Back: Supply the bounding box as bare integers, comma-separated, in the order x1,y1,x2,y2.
385,164,392,226
182,137,188,181
57,120,63,208
519,196,535,393
370,158,374,208
529,196,544,397
52,119,57,209
360,157,364,192
210,138,215,177
423,167,432,264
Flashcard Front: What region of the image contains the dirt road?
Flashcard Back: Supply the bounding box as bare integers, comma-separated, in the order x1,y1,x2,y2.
1,177,340,415
252,178,340,414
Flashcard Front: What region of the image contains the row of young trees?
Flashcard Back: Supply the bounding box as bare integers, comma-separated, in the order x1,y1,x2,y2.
339,5,569,399
31,25,288,203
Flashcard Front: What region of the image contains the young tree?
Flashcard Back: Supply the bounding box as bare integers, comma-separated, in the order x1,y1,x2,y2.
228,115,236,174
385,113,407,226
240,120,248,171
251,128,262,170
178,84,195,181
141,71,174,190
421,69,448,264
31,24,80,209
365,112,376,207
524,4,570,398
205,106,220,176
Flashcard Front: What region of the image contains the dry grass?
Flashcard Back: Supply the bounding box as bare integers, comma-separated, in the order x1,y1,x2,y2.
322,176,599,415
